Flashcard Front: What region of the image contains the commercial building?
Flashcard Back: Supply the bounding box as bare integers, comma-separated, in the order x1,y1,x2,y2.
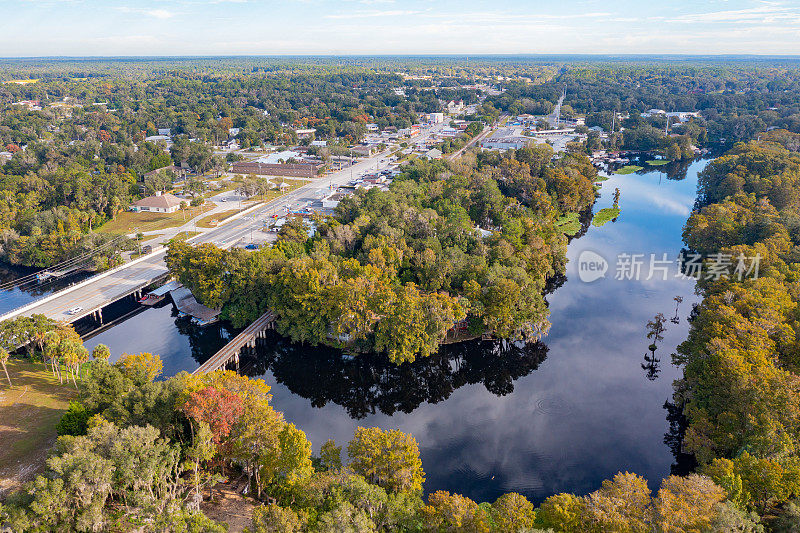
480,136,531,151
231,160,321,178
131,191,183,213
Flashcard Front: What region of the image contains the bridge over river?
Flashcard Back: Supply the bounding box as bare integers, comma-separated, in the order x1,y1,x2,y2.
0,143,410,326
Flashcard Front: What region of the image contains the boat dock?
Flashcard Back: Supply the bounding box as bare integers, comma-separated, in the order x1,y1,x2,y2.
193,310,276,374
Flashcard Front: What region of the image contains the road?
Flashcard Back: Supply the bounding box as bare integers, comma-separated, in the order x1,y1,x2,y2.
0,123,447,323
547,88,567,126
447,125,493,161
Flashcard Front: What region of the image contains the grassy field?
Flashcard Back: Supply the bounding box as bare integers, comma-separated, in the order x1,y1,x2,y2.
196,209,242,228
615,165,644,175
592,207,621,227
0,359,75,495
97,204,215,235
164,231,200,243
555,212,582,236
646,160,670,166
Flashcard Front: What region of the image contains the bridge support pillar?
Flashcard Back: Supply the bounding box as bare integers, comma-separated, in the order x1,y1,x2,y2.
234,352,240,373
96,309,103,325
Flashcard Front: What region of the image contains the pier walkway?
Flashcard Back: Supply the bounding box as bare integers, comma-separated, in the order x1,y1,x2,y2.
193,311,276,374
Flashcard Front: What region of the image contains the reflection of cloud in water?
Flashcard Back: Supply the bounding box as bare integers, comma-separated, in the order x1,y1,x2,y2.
615,177,695,217
71,157,715,506
241,158,715,504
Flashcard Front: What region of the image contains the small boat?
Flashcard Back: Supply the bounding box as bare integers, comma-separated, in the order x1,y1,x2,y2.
139,280,182,305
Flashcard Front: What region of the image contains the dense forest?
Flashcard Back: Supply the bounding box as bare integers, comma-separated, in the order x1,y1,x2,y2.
167,147,597,363
667,132,800,525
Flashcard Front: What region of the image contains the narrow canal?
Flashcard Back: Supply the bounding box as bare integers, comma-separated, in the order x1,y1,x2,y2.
0,157,707,504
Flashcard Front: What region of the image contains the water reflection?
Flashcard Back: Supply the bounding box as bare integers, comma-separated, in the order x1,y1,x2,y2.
2,157,714,504
239,335,548,419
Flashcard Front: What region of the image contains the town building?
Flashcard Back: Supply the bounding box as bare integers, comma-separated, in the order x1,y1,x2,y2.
131,191,183,213
350,144,376,157
424,148,443,159
322,191,348,209
231,161,320,178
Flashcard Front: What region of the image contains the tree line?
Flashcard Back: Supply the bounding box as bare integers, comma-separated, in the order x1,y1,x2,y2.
0,334,763,532
167,147,597,364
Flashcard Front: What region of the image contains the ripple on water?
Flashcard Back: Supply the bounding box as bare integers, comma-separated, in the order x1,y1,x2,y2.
532,396,575,416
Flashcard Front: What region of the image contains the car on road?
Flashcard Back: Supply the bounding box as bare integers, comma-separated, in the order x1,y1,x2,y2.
66,306,83,315
244,243,259,250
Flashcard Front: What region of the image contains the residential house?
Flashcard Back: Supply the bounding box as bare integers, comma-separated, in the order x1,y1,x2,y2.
131,191,183,213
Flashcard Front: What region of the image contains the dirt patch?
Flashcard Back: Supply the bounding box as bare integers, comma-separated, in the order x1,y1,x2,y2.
201,482,258,532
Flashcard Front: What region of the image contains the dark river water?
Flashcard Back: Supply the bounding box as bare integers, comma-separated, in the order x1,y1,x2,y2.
0,157,706,504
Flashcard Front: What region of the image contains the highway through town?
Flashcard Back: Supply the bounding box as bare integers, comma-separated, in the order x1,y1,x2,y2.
0,123,446,323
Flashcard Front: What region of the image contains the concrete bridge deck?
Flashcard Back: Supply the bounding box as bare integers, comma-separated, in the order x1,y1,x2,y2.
0,251,170,324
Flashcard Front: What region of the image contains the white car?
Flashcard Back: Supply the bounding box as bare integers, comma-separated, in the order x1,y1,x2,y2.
66,306,83,315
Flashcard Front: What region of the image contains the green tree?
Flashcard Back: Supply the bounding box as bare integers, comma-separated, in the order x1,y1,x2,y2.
347,427,425,494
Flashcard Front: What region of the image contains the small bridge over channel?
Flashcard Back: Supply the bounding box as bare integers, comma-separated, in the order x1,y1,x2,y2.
193,310,277,374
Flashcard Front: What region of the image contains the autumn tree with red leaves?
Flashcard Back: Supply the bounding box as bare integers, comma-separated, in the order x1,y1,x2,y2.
182,386,244,444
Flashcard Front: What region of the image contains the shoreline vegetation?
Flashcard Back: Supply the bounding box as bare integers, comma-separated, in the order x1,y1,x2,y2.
669,131,800,523
0,317,763,532
167,146,599,364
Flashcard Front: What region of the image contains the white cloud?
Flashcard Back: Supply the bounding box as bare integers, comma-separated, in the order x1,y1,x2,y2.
670,3,800,24
324,10,423,19
117,6,176,19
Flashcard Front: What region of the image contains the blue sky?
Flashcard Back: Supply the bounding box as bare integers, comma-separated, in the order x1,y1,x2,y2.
1,0,798,56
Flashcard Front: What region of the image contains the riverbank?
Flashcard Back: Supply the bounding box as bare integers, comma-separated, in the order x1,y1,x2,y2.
64,156,708,503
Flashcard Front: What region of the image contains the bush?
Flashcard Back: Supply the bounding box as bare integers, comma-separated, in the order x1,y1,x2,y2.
55,401,90,436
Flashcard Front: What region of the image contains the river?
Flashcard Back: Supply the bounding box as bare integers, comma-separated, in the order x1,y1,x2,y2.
0,156,706,504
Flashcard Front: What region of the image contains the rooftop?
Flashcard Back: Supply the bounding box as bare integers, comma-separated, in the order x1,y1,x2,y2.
133,192,183,209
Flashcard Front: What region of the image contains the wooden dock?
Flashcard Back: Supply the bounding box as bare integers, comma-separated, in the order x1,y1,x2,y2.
193,311,276,374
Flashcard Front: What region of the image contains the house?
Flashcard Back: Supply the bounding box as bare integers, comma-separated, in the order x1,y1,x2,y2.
143,164,186,181
350,145,376,157
145,135,172,145
366,123,379,132
0,151,13,164
131,191,183,213
447,100,465,114
310,140,327,147
295,128,317,138
424,148,443,159
228,127,240,137
157,128,172,136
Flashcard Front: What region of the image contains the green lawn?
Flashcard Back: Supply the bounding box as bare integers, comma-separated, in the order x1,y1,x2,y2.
196,209,242,229
646,160,670,166
555,212,582,236
592,207,621,227
164,231,200,243
97,204,215,235
0,359,75,493
615,165,644,175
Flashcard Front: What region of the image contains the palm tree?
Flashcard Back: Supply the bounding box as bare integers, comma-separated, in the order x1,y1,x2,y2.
44,330,62,383
92,344,111,365
0,348,11,387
